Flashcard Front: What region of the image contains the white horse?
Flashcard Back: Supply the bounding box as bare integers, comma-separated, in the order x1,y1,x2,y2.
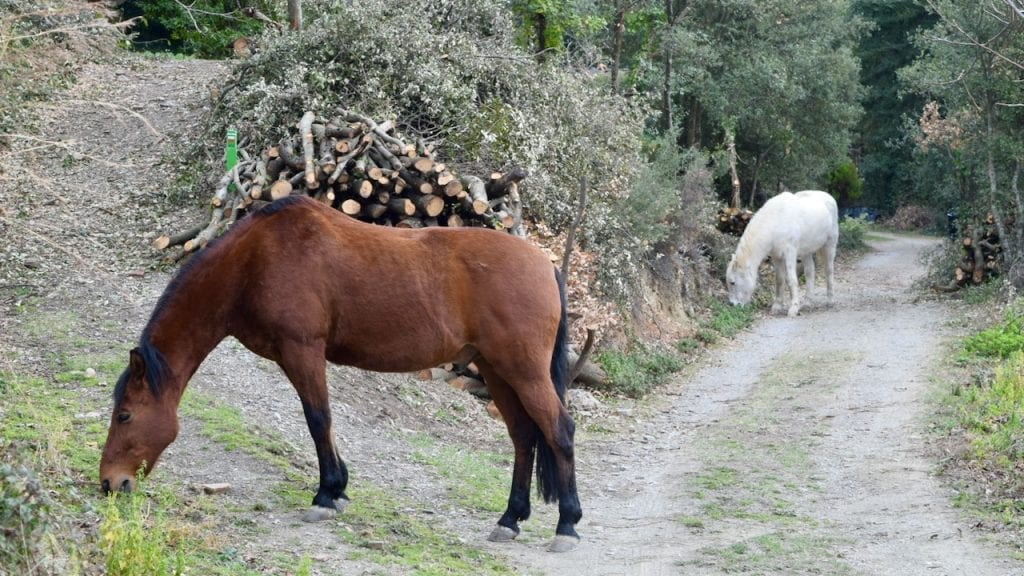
726,190,839,317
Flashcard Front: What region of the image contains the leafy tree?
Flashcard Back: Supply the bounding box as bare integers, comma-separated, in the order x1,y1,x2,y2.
120,0,277,58
851,0,935,214
643,0,866,206
827,160,864,208
900,0,1024,285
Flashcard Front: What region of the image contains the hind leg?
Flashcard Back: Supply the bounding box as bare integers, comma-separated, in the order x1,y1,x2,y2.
276,342,349,521
479,359,581,552
476,363,536,542
823,241,836,306
803,252,817,302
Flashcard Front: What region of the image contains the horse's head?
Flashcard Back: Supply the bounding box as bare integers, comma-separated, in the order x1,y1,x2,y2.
99,347,179,494
725,256,756,306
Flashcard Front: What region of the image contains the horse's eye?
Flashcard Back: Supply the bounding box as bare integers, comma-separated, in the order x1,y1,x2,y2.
117,411,132,423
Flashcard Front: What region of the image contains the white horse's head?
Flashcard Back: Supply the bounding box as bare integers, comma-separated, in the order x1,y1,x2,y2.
726,256,757,306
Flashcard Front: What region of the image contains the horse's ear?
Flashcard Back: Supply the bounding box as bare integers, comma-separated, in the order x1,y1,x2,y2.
128,348,146,381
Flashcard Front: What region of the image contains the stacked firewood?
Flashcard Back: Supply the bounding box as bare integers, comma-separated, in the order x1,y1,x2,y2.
153,110,528,258
948,218,1001,289
716,205,754,236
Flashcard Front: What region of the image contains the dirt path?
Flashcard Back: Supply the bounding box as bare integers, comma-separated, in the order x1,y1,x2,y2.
492,232,1022,575
4,57,1022,575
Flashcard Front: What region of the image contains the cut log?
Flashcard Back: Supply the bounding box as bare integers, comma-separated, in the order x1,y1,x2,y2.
387,197,415,216
485,167,528,199
152,224,204,251
567,349,606,389
299,111,318,189
269,178,293,200
459,175,490,215
411,193,445,218
340,199,362,216
399,169,434,195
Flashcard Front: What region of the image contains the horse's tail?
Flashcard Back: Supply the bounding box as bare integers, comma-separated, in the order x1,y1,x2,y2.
535,265,571,503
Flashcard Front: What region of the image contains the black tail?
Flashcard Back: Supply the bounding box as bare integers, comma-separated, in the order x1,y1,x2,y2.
535,266,571,503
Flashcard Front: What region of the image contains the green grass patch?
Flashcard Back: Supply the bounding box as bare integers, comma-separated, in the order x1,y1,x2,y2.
408,433,510,513
679,350,858,566
703,300,757,339
338,484,513,575
100,486,186,576
594,344,684,398
690,532,852,575
179,389,306,472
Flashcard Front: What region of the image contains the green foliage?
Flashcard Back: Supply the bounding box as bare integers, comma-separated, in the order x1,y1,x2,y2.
659,0,867,194
121,0,274,58
838,215,870,252
213,0,647,298
851,0,935,213
595,345,684,398
826,159,863,205
899,1,1024,284
703,300,756,339
963,309,1024,359
948,349,1024,514
100,485,185,576
0,454,56,575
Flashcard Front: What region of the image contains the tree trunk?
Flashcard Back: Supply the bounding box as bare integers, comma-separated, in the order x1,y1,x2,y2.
611,1,625,95
288,0,301,31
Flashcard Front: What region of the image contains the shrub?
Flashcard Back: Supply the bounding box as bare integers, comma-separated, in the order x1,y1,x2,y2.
889,204,937,231
963,308,1024,359
0,454,55,575
826,159,863,205
838,215,870,252
208,0,649,299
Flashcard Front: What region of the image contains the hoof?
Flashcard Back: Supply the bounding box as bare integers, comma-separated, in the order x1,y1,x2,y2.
333,498,349,514
547,534,580,553
301,505,337,522
487,525,519,542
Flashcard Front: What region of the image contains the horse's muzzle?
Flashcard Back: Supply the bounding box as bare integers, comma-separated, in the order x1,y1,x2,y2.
101,477,134,494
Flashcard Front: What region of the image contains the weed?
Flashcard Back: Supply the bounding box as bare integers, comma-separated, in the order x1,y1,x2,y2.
595,345,683,398
0,454,58,575
703,300,756,339
963,308,1024,359
100,484,186,576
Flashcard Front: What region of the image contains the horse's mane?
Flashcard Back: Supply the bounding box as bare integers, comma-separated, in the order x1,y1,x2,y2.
116,197,311,403
732,223,765,271
113,339,171,404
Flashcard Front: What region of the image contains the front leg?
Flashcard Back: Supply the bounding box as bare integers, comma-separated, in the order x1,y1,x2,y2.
276,344,349,521
300,398,350,521
771,264,787,315
786,255,802,317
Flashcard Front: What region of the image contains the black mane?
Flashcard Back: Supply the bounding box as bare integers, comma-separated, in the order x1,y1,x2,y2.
112,338,171,405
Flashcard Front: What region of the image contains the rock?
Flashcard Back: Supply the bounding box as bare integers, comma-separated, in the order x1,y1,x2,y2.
568,389,601,413
201,483,232,495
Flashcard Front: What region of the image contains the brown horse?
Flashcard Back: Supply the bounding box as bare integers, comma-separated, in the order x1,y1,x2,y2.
99,195,581,552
